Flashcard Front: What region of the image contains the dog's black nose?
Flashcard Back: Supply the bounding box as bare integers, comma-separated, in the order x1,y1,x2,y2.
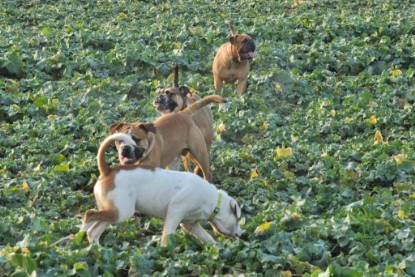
121,146,131,157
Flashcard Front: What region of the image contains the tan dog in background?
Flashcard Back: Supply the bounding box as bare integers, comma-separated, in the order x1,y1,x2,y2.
153,65,215,176
212,21,256,95
110,95,225,182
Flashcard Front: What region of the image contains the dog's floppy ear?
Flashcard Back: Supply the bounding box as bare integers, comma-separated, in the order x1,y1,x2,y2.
139,123,157,133
229,35,239,45
179,85,191,97
109,122,125,134
230,199,241,219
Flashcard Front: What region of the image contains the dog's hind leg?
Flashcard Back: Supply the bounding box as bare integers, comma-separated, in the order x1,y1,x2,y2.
81,209,118,244
87,221,110,244
188,129,211,182
185,152,204,178
180,222,215,243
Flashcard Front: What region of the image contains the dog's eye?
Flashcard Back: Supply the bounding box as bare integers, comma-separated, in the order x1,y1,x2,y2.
243,38,248,43
132,136,140,143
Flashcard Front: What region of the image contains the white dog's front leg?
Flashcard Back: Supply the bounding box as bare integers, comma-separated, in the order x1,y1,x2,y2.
161,215,182,246
180,222,215,243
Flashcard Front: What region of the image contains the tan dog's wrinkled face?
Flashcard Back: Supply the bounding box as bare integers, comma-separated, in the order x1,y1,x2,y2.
109,122,156,165
153,86,191,114
210,198,243,238
229,34,256,62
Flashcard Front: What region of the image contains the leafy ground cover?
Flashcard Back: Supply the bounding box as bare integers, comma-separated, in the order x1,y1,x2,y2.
1,0,414,275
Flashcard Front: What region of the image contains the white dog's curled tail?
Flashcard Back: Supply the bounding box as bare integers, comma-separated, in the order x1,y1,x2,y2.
97,133,136,177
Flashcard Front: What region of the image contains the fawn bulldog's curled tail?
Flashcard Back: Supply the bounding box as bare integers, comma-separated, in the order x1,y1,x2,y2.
182,95,226,116
97,133,136,177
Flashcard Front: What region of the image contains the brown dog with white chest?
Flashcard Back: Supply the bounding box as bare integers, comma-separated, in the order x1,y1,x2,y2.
212,21,256,95
110,94,225,182
153,65,215,176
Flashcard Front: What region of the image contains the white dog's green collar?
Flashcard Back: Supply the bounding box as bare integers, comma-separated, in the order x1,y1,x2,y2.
208,190,222,222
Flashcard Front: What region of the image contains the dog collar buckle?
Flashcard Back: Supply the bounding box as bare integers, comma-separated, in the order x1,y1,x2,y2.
209,190,223,222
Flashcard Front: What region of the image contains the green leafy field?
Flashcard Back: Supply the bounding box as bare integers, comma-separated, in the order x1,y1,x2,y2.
1,0,414,275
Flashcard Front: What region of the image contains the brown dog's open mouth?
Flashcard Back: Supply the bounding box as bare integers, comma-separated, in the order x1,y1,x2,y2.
241,51,256,60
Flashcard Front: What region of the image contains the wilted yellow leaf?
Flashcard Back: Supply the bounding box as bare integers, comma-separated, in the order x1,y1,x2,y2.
367,102,378,108
217,122,226,133
260,122,270,132
283,170,294,179
374,130,384,145
250,170,259,179
50,50,61,61
366,115,378,125
345,170,359,179
398,210,405,218
172,42,181,49
254,221,272,234
391,69,402,78
12,104,21,110
291,212,300,220
54,164,70,172
393,154,406,165
22,248,30,254
21,182,30,192
48,114,58,121
276,147,293,158
292,0,307,7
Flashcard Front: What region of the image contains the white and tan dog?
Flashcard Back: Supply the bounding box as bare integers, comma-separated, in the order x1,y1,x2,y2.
80,133,243,245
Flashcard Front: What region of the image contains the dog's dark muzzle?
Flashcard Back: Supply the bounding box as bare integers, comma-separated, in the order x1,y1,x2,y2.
240,41,256,60
120,145,145,164
154,95,178,112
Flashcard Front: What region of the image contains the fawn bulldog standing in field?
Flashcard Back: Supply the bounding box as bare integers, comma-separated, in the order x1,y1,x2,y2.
80,133,243,245
212,21,256,95
110,94,225,182
153,65,216,176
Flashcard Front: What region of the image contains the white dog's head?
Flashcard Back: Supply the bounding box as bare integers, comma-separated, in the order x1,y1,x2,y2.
209,192,243,239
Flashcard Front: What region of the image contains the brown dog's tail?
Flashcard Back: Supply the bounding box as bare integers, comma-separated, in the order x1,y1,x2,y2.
228,21,237,36
173,64,179,88
182,95,226,116
97,133,136,177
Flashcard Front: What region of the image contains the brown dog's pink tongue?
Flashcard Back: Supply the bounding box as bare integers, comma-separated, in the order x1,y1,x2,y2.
249,51,256,58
